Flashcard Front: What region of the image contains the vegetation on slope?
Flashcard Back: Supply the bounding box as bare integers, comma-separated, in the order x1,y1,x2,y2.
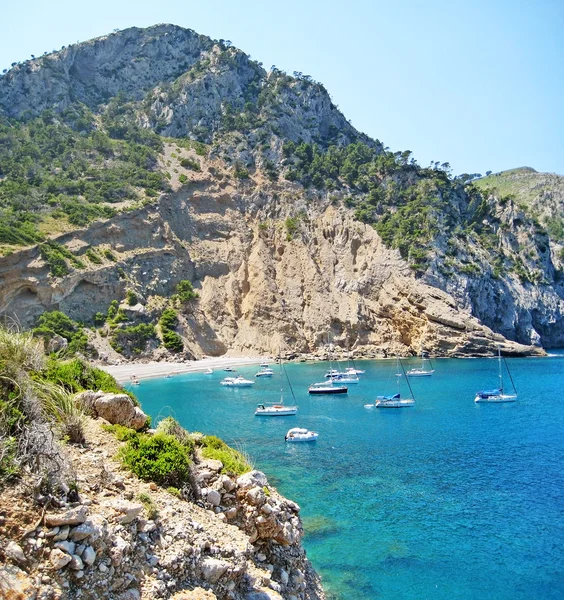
0,101,169,247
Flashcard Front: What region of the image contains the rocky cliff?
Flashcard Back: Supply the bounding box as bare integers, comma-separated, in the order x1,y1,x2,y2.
0,24,562,354
0,417,323,600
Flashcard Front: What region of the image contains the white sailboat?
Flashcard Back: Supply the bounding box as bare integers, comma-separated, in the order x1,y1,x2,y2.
309,335,348,395
406,350,434,377
255,350,298,416
474,347,517,403
366,358,415,408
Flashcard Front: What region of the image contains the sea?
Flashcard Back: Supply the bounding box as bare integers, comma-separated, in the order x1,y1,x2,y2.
133,354,564,600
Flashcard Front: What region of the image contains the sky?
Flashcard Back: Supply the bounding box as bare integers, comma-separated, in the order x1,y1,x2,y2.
1,0,563,176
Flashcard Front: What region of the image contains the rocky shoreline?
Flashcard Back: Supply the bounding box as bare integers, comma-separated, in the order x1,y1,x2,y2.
0,416,325,600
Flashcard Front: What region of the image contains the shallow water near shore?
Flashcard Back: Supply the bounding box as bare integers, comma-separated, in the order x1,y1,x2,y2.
134,354,564,600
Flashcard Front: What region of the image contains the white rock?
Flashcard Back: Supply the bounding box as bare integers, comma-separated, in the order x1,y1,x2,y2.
107,499,143,524
69,555,84,570
82,545,96,566
220,475,236,492
206,489,222,507
280,568,289,585
50,548,72,569
54,540,76,555
53,526,70,541
5,541,26,564
237,470,268,489
201,557,229,583
93,393,148,430
70,519,101,542
45,506,88,527
246,486,266,506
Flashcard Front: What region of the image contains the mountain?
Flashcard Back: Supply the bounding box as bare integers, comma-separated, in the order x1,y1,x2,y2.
0,24,562,357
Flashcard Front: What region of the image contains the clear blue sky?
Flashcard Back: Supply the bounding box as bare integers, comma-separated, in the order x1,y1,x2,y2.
1,0,563,176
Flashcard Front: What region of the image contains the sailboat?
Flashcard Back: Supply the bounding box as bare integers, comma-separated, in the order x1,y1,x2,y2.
365,358,414,408
406,350,435,377
255,350,298,416
474,347,517,403
308,335,348,395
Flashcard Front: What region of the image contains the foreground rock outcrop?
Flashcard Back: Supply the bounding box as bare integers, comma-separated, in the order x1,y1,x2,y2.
0,419,324,600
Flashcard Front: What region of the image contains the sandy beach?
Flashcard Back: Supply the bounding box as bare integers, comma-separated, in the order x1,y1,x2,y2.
101,356,271,383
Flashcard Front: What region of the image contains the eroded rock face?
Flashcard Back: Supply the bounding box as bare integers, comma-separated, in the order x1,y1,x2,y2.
0,182,547,358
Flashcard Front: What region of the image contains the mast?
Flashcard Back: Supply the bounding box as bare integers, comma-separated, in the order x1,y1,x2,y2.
497,346,503,392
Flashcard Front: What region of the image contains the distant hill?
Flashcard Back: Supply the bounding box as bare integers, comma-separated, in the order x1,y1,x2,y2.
474,167,564,243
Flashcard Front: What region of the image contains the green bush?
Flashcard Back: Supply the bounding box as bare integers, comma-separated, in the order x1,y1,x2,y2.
44,357,137,401
118,433,191,487
126,290,138,306
162,330,183,352
110,323,157,355
174,280,198,302
179,157,201,171
201,435,251,476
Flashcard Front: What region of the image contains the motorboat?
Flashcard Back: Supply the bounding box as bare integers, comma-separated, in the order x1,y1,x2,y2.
345,366,365,375
285,427,318,442
255,367,274,377
255,403,298,416
308,381,348,395
223,367,236,372
203,368,213,374
375,393,415,408
475,347,517,403
220,376,254,387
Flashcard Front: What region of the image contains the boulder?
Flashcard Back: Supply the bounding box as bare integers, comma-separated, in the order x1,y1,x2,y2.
92,393,148,430
50,548,72,570
206,489,222,507
45,505,88,527
236,470,268,490
200,557,229,583
5,541,26,564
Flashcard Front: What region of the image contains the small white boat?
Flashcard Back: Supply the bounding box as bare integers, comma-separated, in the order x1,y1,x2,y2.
255,367,274,377
308,381,348,395
260,362,270,367
220,376,254,387
223,366,236,372
406,351,434,377
255,403,298,416
203,368,213,374
329,373,360,384
285,427,318,442
345,366,365,375
475,347,517,403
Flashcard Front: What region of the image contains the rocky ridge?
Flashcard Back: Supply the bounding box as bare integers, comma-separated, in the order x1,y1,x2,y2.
0,417,323,600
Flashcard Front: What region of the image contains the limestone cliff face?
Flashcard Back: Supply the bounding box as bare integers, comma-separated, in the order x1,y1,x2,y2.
0,164,541,357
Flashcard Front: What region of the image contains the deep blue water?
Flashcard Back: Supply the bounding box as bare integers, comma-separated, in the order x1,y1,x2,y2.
134,355,564,600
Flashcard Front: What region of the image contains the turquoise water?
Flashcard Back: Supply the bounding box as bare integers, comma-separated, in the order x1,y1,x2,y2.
134,355,564,600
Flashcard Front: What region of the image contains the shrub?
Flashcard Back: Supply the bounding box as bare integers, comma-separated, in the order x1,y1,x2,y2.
137,492,159,520
174,280,199,302
201,435,251,476
156,417,193,451
126,290,138,306
118,433,191,487
180,157,201,171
